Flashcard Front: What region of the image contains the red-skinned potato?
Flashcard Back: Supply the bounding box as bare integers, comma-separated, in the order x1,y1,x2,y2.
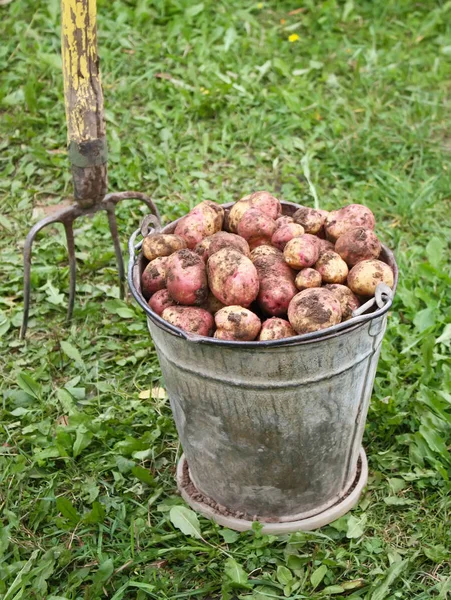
335,227,381,266
166,249,208,306
324,284,360,321
207,231,250,258
228,191,281,232
292,206,328,235
253,250,297,316
314,251,348,284
275,215,294,228
258,318,296,340
141,257,168,298
214,306,261,341
148,289,175,316
295,268,322,291
325,204,375,242
162,306,214,336
174,201,224,248
347,259,394,297
288,288,342,334
283,234,320,269
142,233,186,262
207,248,259,307
271,223,305,251
195,232,250,262
237,208,277,247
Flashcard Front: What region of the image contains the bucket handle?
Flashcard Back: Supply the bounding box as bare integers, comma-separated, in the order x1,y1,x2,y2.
352,283,393,318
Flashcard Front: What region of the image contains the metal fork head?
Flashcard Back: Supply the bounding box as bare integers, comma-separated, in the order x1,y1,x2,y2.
20,192,161,339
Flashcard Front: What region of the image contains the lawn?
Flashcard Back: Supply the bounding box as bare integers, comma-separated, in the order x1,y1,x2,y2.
1,0,451,598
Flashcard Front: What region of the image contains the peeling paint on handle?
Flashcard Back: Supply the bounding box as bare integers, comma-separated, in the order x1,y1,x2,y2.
61,0,105,143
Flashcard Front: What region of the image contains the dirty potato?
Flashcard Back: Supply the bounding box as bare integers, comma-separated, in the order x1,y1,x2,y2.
142,233,186,262
237,208,277,248
258,318,296,341
141,256,168,298
162,306,214,336
314,250,348,284
288,288,342,334
271,223,305,251
228,191,281,232
325,204,375,242
295,268,322,291
207,248,259,307
324,284,360,321
335,227,381,266
166,249,208,305
292,206,328,235
214,306,261,341
283,234,320,269
148,289,175,316
174,201,224,248
347,259,394,297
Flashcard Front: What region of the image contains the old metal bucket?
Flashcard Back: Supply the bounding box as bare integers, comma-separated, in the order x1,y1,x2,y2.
128,202,398,533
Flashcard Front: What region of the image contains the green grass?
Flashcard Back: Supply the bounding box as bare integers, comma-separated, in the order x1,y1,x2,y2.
1,0,451,598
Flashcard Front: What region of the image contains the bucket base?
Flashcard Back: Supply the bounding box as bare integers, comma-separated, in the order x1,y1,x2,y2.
176,448,368,534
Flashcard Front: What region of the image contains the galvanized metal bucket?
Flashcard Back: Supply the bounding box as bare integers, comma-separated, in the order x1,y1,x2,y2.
128,202,398,532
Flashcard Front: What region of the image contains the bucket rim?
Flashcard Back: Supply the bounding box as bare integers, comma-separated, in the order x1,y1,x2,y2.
128,201,398,348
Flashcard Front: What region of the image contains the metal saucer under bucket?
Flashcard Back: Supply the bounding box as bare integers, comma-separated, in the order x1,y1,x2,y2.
128,201,398,533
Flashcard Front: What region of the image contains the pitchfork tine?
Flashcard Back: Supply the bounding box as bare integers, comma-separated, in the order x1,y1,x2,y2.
20,208,77,339
64,221,77,323
106,206,125,299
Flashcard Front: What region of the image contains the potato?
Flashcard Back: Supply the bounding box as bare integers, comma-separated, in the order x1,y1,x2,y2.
228,191,281,232
295,268,322,291
314,251,348,284
200,291,226,315
195,232,250,263
324,284,360,321
174,201,224,248
141,256,168,298
288,288,342,334
214,306,261,341
271,223,305,251
258,318,296,341
148,289,175,316
207,231,251,258
325,204,375,242
317,238,335,255
335,227,381,266
292,206,328,235
253,251,297,316
347,259,394,297
237,208,277,247
142,233,186,262
207,248,259,307
275,215,294,228
250,245,281,262
162,306,214,336
258,277,297,317
193,236,213,263
166,249,208,305
283,234,320,269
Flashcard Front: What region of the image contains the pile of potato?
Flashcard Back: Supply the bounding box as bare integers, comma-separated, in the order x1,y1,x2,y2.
140,192,394,341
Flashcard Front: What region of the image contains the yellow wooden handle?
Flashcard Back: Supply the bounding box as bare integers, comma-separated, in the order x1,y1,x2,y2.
61,0,107,206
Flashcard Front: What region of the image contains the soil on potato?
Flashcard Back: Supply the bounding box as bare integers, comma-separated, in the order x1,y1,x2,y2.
297,291,332,324
178,249,201,268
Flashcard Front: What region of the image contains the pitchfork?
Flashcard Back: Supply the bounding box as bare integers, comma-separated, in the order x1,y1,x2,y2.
20,0,160,338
